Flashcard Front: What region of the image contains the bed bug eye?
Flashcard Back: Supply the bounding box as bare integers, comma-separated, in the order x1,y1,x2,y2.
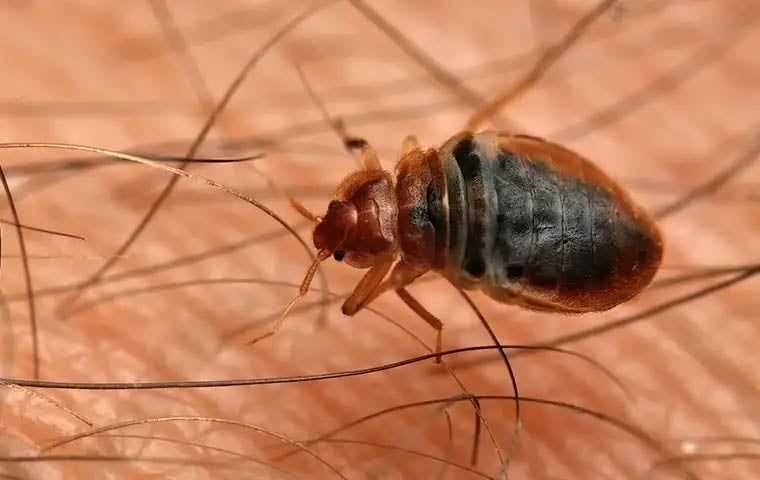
333,250,346,262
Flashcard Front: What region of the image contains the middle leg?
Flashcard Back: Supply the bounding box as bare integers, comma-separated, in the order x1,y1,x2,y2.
344,260,444,362
396,286,444,363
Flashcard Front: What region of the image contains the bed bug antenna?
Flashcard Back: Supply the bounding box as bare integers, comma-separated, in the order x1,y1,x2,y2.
248,248,331,345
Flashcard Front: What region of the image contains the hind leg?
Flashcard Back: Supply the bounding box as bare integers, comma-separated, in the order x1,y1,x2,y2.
396,286,444,363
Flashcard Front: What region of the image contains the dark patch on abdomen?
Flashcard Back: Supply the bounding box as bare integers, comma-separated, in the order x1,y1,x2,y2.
586,186,617,287
558,175,594,290
492,152,623,298
523,160,562,291
493,151,533,285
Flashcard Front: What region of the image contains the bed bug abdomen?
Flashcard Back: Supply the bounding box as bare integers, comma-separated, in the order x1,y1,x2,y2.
439,132,663,312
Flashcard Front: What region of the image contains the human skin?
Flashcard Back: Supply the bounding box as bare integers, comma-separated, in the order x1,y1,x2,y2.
0,1,758,478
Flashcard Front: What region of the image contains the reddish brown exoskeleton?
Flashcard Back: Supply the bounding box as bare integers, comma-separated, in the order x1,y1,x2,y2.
253,0,661,355
260,129,663,356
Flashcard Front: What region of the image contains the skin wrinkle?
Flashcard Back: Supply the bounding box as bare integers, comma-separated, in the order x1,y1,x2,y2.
0,1,757,479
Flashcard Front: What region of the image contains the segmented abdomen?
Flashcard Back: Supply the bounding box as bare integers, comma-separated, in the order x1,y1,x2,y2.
438,132,662,312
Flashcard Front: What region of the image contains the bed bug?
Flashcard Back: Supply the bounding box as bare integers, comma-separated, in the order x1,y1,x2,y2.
252,0,661,353
267,129,663,356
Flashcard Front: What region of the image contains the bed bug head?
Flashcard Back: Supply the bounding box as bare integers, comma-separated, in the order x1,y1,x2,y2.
310,169,398,268
313,199,358,254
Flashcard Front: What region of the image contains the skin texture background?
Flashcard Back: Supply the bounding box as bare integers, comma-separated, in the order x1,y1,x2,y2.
0,0,758,478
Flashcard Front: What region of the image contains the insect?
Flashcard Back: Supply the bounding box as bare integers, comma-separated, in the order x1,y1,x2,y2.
279,129,663,355
250,0,663,354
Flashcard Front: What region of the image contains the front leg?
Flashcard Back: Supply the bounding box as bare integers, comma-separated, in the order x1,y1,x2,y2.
334,120,382,171
343,260,444,362
341,257,394,315
342,258,423,315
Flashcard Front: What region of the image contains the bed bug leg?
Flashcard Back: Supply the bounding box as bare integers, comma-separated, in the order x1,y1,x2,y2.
334,119,382,171
352,138,381,171
341,256,395,316
396,287,444,363
249,161,322,224
400,135,420,156
385,261,443,362
342,259,443,363
295,66,382,171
